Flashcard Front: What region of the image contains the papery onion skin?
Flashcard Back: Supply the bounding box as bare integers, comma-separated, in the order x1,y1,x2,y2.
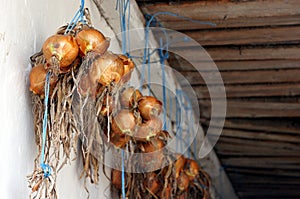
100,95,115,116
43,34,79,70
177,172,190,191
110,131,130,148
89,52,124,86
134,117,162,142
185,159,200,180
111,169,122,189
138,96,163,120
120,87,142,109
119,54,135,83
111,110,136,135
75,28,109,56
29,64,58,96
175,155,186,179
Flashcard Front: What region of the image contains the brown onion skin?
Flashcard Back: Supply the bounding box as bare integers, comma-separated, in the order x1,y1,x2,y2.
185,159,199,180
118,54,135,83
75,28,108,56
175,155,186,179
119,87,142,109
134,117,162,142
110,131,130,148
177,172,190,191
158,184,171,199
138,96,162,120
89,52,124,86
111,169,122,189
111,110,136,135
43,34,79,70
142,138,165,153
29,64,58,96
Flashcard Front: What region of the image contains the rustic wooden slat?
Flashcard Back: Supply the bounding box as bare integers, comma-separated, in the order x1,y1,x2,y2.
201,118,300,135
141,0,300,30
225,167,300,178
191,83,300,99
236,187,300,198
211,128,300,143
217,137,300,152
215,142,300,156
172,46,300,62
199,100,300,117
169,58,300,72
184,26,300,46
181,69,300,85
228,174,300,185
221,156,300,169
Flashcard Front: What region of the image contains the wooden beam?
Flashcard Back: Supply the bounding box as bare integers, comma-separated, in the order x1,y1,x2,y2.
217,137,300,152
169,58,300,72
199,100,300,118
191,83,300,99
201,118,300,135
140,0,300,30
226,167,300,178
183,26,300,46
211,128,300,143
173,46,300,62
221,156,300,169
180,69,300,85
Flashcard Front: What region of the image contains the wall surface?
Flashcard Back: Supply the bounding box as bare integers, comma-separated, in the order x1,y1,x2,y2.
0,0,118,198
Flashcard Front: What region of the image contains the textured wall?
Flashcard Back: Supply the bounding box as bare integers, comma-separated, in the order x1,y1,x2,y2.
0,0,118,198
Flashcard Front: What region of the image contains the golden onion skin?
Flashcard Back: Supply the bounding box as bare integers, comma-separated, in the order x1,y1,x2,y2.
75,28,108,56
43,34,79,71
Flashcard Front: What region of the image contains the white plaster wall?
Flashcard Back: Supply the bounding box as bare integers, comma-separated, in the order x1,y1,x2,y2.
0,0,119,198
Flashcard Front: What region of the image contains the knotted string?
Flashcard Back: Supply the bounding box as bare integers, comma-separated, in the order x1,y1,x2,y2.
65,0,85,34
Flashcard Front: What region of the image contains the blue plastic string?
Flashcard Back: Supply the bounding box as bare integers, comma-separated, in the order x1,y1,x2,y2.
40,71,52,178
159,38,168,130
121,150,125,199
65,0,85,34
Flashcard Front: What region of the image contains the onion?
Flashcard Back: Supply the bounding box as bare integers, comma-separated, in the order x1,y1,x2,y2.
138,96,162,120
111,169,122,189
119,87,142,108
89,52,124,86
142,138,165,153
145,173,160,194
110,131,130,148
75,28,109,56
174,155,186,178
111,110,136,136
177,172,190,191
185,159,199,180
43,34,79,71
118,54,135,83
158,184,171,199
134,117,162,142
29,64,58,96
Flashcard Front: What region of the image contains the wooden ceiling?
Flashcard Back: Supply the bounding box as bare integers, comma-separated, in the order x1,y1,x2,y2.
136,0,300,198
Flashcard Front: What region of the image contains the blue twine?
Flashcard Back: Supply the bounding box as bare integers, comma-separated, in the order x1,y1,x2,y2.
159,38,168,130
40,71,52,178
65,0,85,34
121,150,125,199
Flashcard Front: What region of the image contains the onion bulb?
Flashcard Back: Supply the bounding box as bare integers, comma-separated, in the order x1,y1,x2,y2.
111,110,136,136
177,172,190,191
185,159,199,180
110,131,130,148
111,169,122,189
119,87,142,108
43,34,79,71
118,54,135,83
142,138,165,153
138,96,162,120
174,155,186,179
134,117,162,142
29,64,58,96
75,28,109,56
89,52,124,86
